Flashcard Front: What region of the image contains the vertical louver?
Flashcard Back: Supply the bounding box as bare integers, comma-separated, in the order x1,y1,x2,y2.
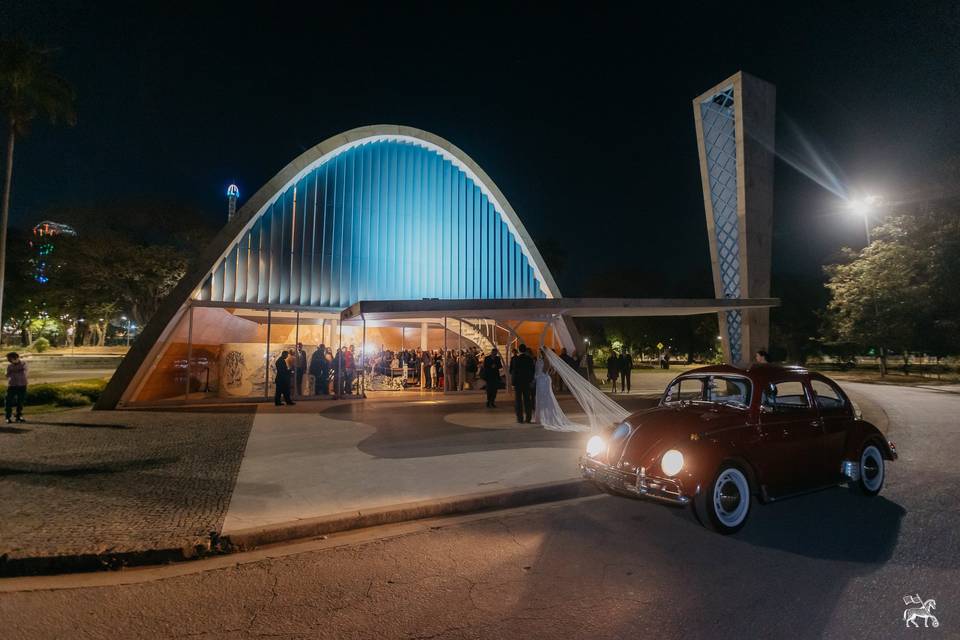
198,139,546,307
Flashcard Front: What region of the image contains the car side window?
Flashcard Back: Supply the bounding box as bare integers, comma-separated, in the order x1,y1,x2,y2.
811,379,845,410
706,377,751,407
664,378,704,403
761,380,811,413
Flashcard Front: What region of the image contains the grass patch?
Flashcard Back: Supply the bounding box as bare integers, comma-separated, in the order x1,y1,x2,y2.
1,378,107,408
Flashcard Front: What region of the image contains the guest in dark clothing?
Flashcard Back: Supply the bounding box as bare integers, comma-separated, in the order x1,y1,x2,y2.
620,350,632,393
294,342,307,397
607,351,620,392
5,352,28,423
422,351,433,389
481,348,504,408
332,348,344,397
274,350,295,406
510,344,536,423
309,344,329,395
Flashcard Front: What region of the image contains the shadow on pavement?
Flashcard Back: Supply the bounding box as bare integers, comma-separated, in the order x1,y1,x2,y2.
136,405,259,414
0,455,180,478
663,485,906,564
0,426,30,434
29,421,133,430
738,489,905,564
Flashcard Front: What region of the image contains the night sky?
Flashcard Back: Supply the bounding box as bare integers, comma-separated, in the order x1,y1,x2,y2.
4,2,960,297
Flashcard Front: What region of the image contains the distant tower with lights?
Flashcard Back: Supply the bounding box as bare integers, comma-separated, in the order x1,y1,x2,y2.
227,184,240,223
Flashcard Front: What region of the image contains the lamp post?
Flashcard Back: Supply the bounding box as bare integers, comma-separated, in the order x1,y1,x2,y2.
847,195,881,245
121,315,131,347
847,194,886,376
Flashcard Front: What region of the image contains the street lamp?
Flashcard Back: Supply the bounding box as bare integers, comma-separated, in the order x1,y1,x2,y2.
121,315,131,347
846,194,882,244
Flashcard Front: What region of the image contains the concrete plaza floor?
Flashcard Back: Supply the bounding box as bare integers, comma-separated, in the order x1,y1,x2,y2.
222,392,656,534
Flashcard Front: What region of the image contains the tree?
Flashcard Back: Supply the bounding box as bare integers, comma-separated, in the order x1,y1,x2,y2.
0,38,75,329
821,208,958,373
769,273,829,364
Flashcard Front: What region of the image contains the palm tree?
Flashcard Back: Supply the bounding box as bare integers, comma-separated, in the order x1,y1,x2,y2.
0,38,75,332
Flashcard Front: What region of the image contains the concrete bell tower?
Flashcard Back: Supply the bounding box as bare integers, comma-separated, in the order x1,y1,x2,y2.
693,71,776,367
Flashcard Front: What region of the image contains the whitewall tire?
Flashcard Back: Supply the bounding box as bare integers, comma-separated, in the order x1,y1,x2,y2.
857,444,885,496
694,464,752,534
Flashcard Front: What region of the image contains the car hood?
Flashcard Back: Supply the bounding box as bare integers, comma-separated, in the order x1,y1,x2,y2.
608,403,747,467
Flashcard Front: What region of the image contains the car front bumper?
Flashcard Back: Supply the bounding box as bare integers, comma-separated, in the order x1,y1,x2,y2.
579,456,690,505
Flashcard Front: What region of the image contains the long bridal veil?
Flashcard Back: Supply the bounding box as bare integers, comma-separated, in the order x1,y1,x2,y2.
534,357,587,432
542,348,630,432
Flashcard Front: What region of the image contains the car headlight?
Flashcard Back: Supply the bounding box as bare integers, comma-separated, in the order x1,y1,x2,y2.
661,449,684,476
586,435,606,457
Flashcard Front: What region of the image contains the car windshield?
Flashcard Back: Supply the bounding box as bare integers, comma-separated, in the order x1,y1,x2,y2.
662,375,752,408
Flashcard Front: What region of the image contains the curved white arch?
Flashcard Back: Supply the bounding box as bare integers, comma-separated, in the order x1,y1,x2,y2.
205,125,560,299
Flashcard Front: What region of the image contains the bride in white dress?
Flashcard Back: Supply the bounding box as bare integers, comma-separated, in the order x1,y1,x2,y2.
533,351,588,432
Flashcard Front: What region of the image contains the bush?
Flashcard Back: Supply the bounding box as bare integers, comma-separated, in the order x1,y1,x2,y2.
32,337,50,353
55,392,92,407
8,379,108,407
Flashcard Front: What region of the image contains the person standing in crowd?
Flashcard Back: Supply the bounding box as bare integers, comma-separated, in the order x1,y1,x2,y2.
5,352,28,423
309,344,328,395
481,347,503,408
422,350,432,389
510,344,536,423
274,350,295,406
332,348,343,397
343,345,355,395
434,352,443,389
620,349,632,393
607,351,620,392
457,350,467,391
444,351,456,391
466,349,478,388
294,342,307,397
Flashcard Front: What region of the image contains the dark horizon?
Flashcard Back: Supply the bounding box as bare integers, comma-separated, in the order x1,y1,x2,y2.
4,2,959,296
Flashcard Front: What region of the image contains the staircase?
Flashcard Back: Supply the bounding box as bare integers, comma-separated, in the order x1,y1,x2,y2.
450,318,497,353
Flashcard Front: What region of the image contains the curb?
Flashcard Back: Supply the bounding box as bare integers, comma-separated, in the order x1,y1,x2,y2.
223,479,599,552
0,479,597,578
0,542,210,579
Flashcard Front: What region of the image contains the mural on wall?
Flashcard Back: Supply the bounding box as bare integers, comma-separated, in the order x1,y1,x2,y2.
223,351,246,389
219,343,265,397
217,343,300,397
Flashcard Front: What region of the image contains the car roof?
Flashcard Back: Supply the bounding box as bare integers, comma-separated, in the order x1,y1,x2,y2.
674,363,810,385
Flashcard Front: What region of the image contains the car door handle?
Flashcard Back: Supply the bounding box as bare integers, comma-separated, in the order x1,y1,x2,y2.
810,420,822,428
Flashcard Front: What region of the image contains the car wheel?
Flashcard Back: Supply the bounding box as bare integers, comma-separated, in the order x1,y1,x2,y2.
693,464,751,534
855,443,885,496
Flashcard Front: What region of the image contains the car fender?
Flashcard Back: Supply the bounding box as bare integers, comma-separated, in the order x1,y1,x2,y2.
844,419,897,461
675,437,759,500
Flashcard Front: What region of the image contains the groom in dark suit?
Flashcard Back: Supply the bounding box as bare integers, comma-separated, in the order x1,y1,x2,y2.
509,344,536,423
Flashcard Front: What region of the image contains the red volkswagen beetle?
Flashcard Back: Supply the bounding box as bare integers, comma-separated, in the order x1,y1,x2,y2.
579,364,897,533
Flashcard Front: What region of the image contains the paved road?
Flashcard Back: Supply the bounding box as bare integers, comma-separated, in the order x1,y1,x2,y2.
2,383,958,639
